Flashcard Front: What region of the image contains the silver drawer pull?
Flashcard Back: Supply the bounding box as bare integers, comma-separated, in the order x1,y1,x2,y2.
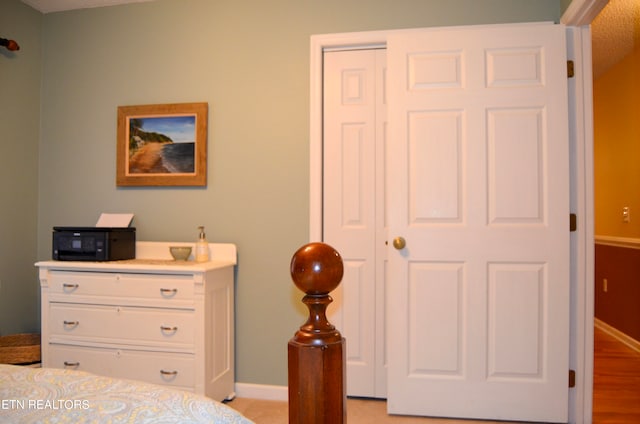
160,370,178,376
63,283,79,290
63,361,79,368
63,320,79,327
160,288,178,297
160,325,178,333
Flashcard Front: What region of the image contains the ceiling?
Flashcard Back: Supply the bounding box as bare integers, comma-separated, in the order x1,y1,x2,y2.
21,0,154,14
19,0,640,79
591,0,640,78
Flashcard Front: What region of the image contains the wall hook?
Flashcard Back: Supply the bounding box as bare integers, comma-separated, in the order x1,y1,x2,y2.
0,37,20,51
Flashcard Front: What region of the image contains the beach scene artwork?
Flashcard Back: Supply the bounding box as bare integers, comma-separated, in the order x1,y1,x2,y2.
127,115,196,175
116,102,207,187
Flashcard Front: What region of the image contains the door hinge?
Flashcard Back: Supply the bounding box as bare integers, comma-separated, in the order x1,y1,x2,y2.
570,213,577,232
567,60,575,78
569,369,576,388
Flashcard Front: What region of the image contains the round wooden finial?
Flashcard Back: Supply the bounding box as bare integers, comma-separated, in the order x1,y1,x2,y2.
289,244,346,423
290,242,343,295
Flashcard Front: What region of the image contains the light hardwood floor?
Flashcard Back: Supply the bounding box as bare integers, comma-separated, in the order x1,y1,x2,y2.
226,327,640,423
592,326,640,423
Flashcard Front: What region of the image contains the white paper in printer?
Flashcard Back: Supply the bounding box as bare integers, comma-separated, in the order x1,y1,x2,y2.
95,213,134,228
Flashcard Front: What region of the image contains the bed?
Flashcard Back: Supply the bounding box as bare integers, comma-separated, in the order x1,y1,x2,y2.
0,364,254,423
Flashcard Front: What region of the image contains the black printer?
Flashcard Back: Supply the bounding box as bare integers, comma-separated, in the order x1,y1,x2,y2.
52,227,136,261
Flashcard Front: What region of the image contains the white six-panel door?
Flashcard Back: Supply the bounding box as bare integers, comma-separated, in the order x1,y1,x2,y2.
386,24,570,422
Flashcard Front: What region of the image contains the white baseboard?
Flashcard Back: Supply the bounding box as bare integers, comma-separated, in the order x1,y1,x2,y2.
595,318,640,354
234,383,288,401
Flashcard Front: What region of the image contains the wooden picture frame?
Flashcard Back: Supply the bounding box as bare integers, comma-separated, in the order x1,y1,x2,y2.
116,102,207,186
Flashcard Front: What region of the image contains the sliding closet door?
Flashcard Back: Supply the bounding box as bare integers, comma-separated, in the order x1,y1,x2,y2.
323,48,387,398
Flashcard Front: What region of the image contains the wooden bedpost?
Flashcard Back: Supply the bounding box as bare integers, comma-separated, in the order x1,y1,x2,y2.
288,242,346,424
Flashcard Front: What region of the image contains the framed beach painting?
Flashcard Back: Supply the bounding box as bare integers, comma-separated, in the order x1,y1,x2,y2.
116,102,207,186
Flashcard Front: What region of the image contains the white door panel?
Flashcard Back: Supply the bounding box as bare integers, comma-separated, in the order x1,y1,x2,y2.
323,49,387,398
386,23,570,422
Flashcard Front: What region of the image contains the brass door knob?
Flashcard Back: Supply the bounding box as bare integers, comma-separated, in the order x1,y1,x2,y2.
392,237,406,250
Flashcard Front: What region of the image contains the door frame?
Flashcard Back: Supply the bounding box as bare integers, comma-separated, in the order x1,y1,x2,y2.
310,20,596,424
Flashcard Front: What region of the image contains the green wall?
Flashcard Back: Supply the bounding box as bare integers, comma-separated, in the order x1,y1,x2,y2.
0,1,42,336
560,0,574,14
2,0,561,387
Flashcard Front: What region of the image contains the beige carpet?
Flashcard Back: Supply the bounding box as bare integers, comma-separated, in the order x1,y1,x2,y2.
225,397,511,423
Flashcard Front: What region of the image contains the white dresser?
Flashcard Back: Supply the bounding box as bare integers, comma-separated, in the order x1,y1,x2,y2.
36,241,237,401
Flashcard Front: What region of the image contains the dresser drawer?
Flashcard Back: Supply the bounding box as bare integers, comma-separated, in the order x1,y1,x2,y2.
48,344,195,390
47,271,194,305
49,303,195,349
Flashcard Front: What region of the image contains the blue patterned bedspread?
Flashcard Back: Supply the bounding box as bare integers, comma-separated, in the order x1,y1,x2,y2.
0,364,254,423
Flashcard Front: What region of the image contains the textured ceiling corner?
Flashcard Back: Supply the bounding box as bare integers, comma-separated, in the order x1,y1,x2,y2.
591,0,640,78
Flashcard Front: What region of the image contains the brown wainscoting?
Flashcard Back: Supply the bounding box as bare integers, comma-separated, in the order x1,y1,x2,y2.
595,241,640,342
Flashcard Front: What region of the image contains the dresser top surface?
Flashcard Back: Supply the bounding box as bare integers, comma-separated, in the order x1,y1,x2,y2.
36,241,237,273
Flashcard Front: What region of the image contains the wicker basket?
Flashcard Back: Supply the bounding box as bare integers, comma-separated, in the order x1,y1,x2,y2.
0,333,41,365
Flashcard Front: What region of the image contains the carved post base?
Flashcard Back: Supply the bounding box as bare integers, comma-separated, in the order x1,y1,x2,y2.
288,339,346,424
